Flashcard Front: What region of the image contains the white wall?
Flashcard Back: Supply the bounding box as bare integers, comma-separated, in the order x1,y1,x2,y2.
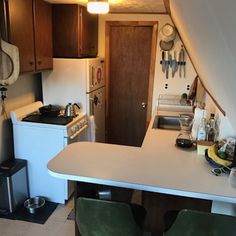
98,13,196,113
0,73,42,164
170,0,236,136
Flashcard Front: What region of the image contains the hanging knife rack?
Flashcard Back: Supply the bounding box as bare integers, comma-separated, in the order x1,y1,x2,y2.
160,45,186,79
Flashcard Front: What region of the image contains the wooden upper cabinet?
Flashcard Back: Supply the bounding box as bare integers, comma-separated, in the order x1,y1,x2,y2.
2,0,52,73
7,0,35,73
34,0,53,71
52,4,98,58
79,6,98,56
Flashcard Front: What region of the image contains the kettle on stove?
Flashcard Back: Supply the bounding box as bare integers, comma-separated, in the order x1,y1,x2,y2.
64,103,80,117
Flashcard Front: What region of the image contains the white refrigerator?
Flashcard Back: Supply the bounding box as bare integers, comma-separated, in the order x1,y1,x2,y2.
42,58,105,142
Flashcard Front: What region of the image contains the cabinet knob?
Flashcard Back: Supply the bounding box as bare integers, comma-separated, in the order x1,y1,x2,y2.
38,61,42,65
29,61,34,66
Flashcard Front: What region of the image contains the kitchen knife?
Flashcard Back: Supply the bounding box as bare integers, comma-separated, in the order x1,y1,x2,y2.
178,48,184,78
161,50,165,73
168,51,172,70
166,51,169,79
172,51,177,78
182,48,186,78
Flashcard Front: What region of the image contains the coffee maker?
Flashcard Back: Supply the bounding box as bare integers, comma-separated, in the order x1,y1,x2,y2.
176,114,194,148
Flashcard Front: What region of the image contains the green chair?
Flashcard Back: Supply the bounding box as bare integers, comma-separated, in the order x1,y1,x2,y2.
76,197,146,236
164,209,236,236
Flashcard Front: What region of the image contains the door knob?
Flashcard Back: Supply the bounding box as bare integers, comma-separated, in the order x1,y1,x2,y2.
141,102,147,109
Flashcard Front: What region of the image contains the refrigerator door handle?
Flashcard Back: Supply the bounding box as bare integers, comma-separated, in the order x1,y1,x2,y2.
89,98,95,115
91,67,95,87
89,66,94,89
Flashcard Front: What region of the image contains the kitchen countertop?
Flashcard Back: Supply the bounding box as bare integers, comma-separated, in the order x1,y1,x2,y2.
48,114,236,204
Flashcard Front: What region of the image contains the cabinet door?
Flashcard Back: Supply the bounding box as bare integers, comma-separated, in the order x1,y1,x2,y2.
52,4,79,58
34,0,53,71
52,4,98,58
0,0,8,41
7,0,35,73
79,6,98,57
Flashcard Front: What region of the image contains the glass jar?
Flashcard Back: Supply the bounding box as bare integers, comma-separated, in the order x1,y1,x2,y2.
176,114,194,148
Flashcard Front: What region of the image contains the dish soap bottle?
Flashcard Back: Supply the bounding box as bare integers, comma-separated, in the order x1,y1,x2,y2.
197,117,206,141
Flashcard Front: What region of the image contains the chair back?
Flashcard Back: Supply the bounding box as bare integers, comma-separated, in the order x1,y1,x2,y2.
165,209,236,236
76,197,143,236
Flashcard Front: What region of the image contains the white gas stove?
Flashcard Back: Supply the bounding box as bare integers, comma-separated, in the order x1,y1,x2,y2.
10,101,88,203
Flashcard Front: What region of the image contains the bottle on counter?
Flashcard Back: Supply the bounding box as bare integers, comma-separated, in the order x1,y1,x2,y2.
207,113,217,142
197,117,206,141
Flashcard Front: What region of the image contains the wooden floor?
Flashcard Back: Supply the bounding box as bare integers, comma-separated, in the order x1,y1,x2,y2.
0,197,75,236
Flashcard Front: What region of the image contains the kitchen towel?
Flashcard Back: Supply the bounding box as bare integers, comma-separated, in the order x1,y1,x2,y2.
89,115,96,142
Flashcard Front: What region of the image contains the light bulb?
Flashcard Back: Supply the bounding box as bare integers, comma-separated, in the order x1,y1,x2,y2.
87,1,109,14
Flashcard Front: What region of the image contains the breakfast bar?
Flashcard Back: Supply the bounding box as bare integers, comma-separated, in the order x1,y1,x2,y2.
47,113,236,235
48,114,236,206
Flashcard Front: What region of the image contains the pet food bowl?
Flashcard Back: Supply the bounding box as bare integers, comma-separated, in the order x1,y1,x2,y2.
24,196,45,214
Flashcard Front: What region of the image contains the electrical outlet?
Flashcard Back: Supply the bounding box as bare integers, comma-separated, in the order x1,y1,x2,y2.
165,83,168,89
187,84,190,90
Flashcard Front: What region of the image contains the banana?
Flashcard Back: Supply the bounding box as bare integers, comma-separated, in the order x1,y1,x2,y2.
207,144,232,167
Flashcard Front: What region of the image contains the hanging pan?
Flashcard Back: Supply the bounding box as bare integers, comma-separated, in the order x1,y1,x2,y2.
159,40,174,51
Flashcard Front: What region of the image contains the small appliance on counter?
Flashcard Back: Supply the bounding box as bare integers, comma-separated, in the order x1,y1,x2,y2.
176,114,194,148
64,103,81,117
0,159,29,213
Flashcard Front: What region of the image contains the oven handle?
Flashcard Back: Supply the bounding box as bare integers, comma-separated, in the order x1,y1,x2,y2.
69,125,88,140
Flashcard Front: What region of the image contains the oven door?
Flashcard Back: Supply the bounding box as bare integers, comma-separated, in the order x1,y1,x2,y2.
64,125,88,146
64,125,88,197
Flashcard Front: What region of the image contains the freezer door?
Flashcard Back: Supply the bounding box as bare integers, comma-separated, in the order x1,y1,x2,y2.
88,87,105,142
87,58,105,92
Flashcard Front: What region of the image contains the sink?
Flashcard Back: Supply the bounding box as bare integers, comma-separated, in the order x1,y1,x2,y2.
152,115,180,130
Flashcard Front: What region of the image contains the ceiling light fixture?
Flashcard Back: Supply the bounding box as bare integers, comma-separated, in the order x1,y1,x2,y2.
87,0,109,14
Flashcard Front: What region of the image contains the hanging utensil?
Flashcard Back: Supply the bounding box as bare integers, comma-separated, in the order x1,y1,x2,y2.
166,51,169,79
161,50,165,73
159,40,174,51
169,51,172,68
178,47,184,78
182,47,186,78
172,51,177,78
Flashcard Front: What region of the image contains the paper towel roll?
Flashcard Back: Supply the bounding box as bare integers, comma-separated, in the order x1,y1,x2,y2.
192,108,207,140
89,115,96,142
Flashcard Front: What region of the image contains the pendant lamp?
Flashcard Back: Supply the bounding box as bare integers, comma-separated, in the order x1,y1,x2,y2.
87,0,109,14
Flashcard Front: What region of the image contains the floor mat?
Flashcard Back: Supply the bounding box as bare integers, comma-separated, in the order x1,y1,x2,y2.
0,201,58,224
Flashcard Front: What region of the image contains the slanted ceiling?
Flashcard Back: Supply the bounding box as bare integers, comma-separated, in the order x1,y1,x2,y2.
170,0,236,131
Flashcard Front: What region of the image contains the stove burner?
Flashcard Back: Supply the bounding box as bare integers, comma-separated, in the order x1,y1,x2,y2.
22,114,73,125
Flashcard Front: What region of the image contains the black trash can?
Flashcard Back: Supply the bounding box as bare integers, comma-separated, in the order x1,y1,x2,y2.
0,159,29,213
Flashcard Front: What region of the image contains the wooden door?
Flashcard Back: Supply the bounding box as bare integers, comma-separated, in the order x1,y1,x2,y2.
106,22,158,147
34,0,53,71
7,0,35,73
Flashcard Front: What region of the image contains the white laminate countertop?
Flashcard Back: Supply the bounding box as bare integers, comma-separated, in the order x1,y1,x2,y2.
48,115,236,203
